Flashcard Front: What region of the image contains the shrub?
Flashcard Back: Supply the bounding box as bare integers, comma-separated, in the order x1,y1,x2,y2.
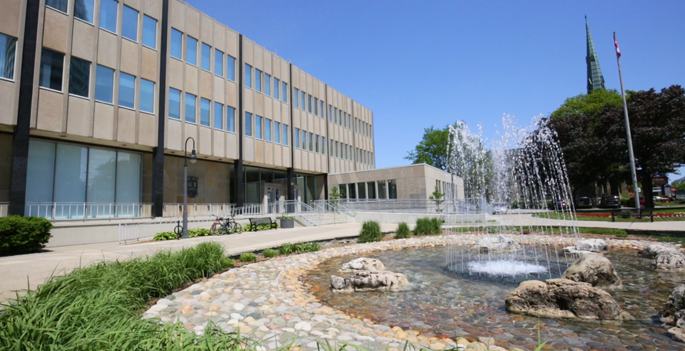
619,210,632,219
277,242,321,255
153,231,177,241
358,221,382,243
430,217,443,234
395,222,411,239
0,216,53,255
262,248,278,258
239,252,257,262
189,228,212,237
414,217,441,236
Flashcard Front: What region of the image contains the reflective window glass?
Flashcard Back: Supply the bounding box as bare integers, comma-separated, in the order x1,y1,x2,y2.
244,64,252,88
200,98,210,126
87,148,116,204
301,91,305,110
185,92,196,123
168,88,181,119
118,72,135,108
46,0,68,12
39,48,64,90
265,118,271,141
274,122,280,143
142,15,156,48
74,0,95,23
68,56,90,97
170,29,182,59
214,49,223,76
95,65,114,102
0,34,17,80
294,88,299,108
227,106,235,132
255,69,262,92
265,74,271,96
227,55,235,80
274,78,279,99
282,82,287,103
186,36,197,65
294,128,299,148
139,79,154,113
99,0,118,32
122,6,138,41
283,124,288,146
255,115,262,139
213,102,223,129
245,112,252,136
201,43,211,70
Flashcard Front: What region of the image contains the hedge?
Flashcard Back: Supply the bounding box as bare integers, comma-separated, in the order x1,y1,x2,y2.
0,216,53,255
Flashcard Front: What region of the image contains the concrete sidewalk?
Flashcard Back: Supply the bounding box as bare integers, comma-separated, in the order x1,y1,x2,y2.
494,213,685,232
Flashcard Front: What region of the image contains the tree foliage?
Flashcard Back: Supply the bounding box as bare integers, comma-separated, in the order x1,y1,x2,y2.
549,89,623,119
405,126,451,171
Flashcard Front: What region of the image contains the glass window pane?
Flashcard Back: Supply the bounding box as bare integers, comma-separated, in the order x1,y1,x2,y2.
274,121,280,143
46,0,68,12
118,72,135,108
283,124,288,146
245,112,252,136
265,118,271,141
74,0,95,23
213,102,223,129
122,6,138,41
26,140,55,204
170,29,182,59
139,79,154,113
201,43,210,70
388,180,397,199
255,115,262,139
69,56,90,97
227,55,235,80
115,152,141,203
0,34,17,80
200,98,210,126
282,82,287,103
54,143,87,203
255,69,262,92
302,130,307,149
87,148,116,206
357,182,366,199
185,93,196,123
274,78,279,99
168,88,181,119
265,73,271,96
339,184,347,199
214,49,223,76
95,65,114,102
293,88,299,107
244,64,252,88
186,36,197,65
227,106,235,132
39,48,63,90
377,181,387,199
294,128,299,148
367,181,376,199
99,0,118,33
322,136,326,154
301,91,305,110
314,97,318,115
348,183,356,199
142,15,156,48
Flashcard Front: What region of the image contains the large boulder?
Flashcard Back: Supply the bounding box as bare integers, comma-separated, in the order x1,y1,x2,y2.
562,254,623,290
505,278,632,321
478,235,519,253
638,244,678,258
564,239,608,254
330,271,409,292
340,258,385,272
661,285,685,342
654,251,685,272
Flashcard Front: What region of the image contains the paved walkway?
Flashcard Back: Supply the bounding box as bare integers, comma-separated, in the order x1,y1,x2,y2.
494,213,685,232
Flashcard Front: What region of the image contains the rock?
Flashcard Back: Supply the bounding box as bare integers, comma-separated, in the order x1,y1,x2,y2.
505,278,632,321
464,341,489,351
340,258,385,272
564,239,608,254
562,254,623,290
331,271,409,292
661,285,685,342
654,250,685,271
478,235,519,253
638,244,678,258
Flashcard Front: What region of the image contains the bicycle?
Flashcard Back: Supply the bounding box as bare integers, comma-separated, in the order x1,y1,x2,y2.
210,214,242,235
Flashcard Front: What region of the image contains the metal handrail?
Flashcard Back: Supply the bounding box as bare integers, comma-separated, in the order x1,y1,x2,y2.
25,202,153,220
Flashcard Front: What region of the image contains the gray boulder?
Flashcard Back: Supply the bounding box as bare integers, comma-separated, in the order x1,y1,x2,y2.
340,258,385,272
654,251,685,271
661,285,685,342
562,254,623,290
331,271,409,292
478,235,519,253
638,244,678,258
505,278,632,321
573,239,608,253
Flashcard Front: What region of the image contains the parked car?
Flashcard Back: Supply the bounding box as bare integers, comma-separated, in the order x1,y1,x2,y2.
628,196,646,207
575,196,593,208
549,199,570,211
598,195,621,208
491,203,508,214
654,196,670,203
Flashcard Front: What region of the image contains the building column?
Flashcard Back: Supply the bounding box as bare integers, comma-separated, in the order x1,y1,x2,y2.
151,0,170,217
286,167,294,201
233,35,245,207
8,0,41,216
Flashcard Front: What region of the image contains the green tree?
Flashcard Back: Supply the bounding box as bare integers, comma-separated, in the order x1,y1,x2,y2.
429,185,444,212
405,126,451,171
549,89,623,119
329,186,341,207
676,182,685,191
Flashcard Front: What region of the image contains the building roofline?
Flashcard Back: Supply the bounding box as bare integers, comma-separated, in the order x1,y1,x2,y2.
329,163,450,176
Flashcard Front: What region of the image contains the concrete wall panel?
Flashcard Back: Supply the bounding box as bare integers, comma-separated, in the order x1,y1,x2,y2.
36,89,63,132
199,70,212,99
116,108,136,143
93,102,114,140
167,118,182,150
0,82,17,125
199,126,211,155
71,20,95,61
139,112,156,146
66,96,91,136
213,129,224,158
97,31,118,68
42,8,68,53
184,65,198,94
120,39,139,75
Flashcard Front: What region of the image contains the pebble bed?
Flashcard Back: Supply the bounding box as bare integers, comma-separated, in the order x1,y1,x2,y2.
142,235,671,351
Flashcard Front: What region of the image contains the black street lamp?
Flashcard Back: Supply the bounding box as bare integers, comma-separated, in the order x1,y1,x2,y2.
183,137,197,238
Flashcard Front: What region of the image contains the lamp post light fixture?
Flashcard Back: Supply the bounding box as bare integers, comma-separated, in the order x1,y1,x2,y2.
183,137,197,238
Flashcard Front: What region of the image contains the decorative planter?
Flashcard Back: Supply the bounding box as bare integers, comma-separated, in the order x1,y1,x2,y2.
280,218,294,229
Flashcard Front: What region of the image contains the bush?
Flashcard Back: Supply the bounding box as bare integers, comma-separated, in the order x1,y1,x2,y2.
239,252,257,262
358,221,382,243
153,231,177,241
414,217,442,236
0,216,53,255
395,222,411,239
277,242,321,255
189,228,211,237
262,248,278,258
619,210,632,219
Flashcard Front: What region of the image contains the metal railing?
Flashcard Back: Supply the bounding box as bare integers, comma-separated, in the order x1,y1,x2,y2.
162,203,237,218
118,216,216,244
25,202,153,220
327,198,492,214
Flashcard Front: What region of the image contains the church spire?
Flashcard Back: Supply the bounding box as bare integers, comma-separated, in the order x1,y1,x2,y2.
585,16,605,93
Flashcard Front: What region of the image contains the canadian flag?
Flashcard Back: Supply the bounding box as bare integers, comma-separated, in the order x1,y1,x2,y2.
614,32,621,57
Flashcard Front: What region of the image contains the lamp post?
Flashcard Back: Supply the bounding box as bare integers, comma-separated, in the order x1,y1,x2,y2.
183,137,197,238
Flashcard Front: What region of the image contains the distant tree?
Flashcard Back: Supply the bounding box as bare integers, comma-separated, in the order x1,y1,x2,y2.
676,183,685,191
549,89,623,119
405,126,451,171
429,185,444,212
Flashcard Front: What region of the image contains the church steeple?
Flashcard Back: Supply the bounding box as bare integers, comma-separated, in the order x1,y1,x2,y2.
586,16,605,93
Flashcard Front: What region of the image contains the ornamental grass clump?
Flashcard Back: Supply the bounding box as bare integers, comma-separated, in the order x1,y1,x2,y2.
262,248,278,258
395,222,411,239
239,252,257,262
358,221,382,243
414,217,442,235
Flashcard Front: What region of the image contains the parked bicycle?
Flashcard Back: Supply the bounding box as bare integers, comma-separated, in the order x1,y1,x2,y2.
210,213,242,235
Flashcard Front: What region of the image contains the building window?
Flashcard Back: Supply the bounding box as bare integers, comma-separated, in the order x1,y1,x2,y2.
74,0,95,23
46,0,68,13
255,115,262,139
265,118,272,141
200,98,210,126
282,82,287,103
348,183,356,199
314,134,319,153
0,34,17,80
186,36,197,65
377,180,387,199
265,74,271,96
201,43,211,71
95,65,114,102
357,182,366,199
321,136,326,154
367,181,376,199
255,69,262,92
185,93,196,123
170,29,182,59
140,79,154,113
99,0,118,33
293,88,299,108
308,132,313,152
122,6,138,41
213,102,223,129
227,55,235,81
244,64,252,88
301,91,305,110
314,97,318,115
282,124,288,146
142,15,156,49
388,180,397,199
301,130,307,150
227,106,235,132
68,56,90,97
294,128,299,148
273,78,279,100
168,88,181,119
245,112,252,136
214,49,223,76
339,184,347,199
274,121,280,143
39,48,64,91
118,72,135,108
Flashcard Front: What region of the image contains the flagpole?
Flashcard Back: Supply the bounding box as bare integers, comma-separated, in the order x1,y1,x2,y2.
614,32,641,213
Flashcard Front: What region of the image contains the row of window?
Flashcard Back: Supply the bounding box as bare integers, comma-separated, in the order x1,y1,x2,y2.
327,104,354,131
355,118,373,139
168,88,236,132
47,0,158,49
293,88,325,119
337,180,398,200
39,48,154,112
244,113,289,146
327,139,373,165
170,28,239,84
0,33,17,80
293,128,326,154
244,64,288,103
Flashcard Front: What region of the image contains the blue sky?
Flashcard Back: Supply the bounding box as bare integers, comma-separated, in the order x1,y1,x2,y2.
187,0,685,181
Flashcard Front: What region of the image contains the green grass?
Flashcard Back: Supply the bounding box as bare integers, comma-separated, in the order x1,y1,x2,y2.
276,242,321,255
